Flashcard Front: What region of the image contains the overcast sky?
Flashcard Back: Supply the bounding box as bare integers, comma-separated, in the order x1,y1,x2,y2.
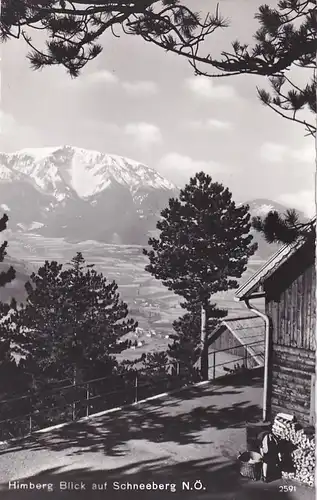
0,0,315,215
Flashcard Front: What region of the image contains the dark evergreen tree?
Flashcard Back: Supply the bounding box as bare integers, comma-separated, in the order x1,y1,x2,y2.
2,2,315,134
143,172,257,380
0,338,25,397
9,252,138,386
0,213,15,289
142,351,169,375
140,350,172,395
168,300,225,382
0,213,17,394
0,334,28,439
0,212,22,435
169,308,201,375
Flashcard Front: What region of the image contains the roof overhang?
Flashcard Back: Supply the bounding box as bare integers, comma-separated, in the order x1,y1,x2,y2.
235,217,316,302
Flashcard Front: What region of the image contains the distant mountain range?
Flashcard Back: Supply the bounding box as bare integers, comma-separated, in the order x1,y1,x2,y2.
0,146,302,293
0,146,178,245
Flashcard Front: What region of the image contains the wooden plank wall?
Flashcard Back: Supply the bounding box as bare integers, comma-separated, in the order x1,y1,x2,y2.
265,240,316,425
270,344,315,425
267,262,315,351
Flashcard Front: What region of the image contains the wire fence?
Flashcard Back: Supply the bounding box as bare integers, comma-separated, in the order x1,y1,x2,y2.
0,340,264,441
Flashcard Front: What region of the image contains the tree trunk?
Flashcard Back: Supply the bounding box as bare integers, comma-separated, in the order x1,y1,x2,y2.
200,304,209,380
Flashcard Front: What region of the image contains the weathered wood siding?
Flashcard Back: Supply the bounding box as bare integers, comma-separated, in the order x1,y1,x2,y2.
209,328,257,368
269,344,315,425
265,239,316,425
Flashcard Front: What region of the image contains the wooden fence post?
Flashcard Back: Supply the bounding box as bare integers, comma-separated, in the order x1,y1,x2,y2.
29,396,33,434
72,368,76,421
176,362,181,388
135,372,138,403
244,349,248,368
86,383,90,418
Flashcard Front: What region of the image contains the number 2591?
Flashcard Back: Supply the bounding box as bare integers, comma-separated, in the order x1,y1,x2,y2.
279,485,296,493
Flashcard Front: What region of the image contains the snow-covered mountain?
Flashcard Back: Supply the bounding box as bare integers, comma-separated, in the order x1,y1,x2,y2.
245,198,295,219
0,146,175,200
0,146,178,244
0,146,301,255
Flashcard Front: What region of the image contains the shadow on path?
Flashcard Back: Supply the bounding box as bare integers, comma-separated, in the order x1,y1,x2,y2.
0,382,261,457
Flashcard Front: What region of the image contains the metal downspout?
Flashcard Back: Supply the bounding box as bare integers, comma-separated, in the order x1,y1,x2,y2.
244,298,270,422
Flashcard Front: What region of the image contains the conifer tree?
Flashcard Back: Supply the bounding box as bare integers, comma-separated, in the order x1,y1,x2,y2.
9,252,137,385
168,300,225,382
139,350,172,395
142,351,169,377
0,213,15,289
169,308,201,375
143,172,257,380
0,213,16,362
0,212,20,413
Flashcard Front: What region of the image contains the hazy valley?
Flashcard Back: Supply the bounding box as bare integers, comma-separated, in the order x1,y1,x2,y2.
0,146,288,359
1,233,266,360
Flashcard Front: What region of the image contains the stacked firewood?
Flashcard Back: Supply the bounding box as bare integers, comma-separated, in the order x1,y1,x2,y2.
272,414,315,487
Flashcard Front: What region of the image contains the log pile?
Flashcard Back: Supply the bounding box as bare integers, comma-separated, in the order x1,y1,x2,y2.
272,414,315,487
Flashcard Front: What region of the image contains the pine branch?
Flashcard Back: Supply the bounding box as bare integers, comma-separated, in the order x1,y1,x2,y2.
1,1,315,134
252,209,315,244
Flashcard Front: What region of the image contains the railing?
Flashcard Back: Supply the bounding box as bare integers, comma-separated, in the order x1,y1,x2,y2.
208,339,265,380
0,340,264,441
0,366,188,441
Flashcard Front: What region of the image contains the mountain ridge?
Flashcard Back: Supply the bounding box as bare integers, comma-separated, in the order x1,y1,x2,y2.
0,146,179,245
0,146,176,200
0,146,299,252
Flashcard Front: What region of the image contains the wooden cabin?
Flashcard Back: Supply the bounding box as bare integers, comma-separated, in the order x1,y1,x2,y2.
208,315,265,378
235,227,316,427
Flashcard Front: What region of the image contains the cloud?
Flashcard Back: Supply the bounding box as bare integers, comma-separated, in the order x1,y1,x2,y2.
60,70,119,89
124,122,162,147
185,76,237,100
157,152,223,186
289,143,315,163
278,190,315,217
206,119,232,130
56,69,120,92
260,141,315,164
85,70,119,85
0,110,40,150
0,110,15,135
260,142,288,163
188,118,232,131
122,80,158,96
62,73,159,97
